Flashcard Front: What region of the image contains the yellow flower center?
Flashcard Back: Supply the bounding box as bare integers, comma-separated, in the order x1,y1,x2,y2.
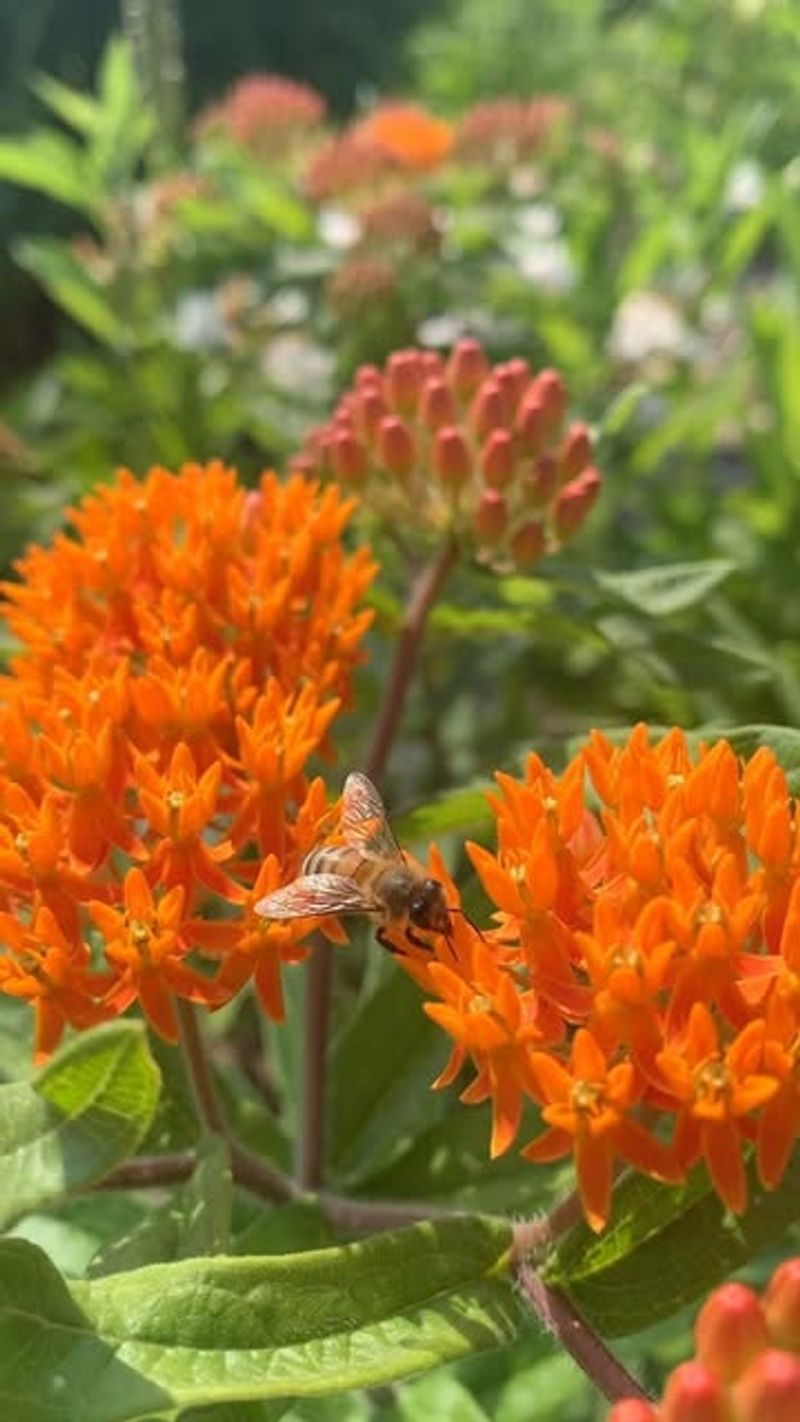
571,1079,604,1117
695,1057,729,1104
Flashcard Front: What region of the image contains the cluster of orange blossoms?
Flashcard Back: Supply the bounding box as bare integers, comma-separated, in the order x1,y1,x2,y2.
295,340,601,568
400,725,800,1230
0,462,375,1058
609,1259,800,1422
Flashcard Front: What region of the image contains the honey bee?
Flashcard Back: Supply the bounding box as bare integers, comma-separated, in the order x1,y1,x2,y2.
254,772,452,954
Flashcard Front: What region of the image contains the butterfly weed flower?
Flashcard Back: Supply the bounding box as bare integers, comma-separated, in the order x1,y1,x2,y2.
0,462,375,1053
295,339,601,568
413,726,800,1230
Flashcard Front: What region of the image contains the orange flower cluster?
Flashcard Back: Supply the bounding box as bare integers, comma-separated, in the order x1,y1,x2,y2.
0,462,375,1058
454,97,571,167
410,726,800,1230
354,104,454,171
295,339,601,567
608,1258,800,1422
194,73,327,156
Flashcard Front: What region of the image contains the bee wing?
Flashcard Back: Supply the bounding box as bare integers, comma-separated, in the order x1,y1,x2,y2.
340,772,403,860
254,873,379,920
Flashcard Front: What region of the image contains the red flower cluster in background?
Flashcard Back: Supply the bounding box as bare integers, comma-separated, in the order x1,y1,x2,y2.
194,72,327,156
295,339,601,568
609,1258,800,1421
0,462,375,1056
400,726,800,1230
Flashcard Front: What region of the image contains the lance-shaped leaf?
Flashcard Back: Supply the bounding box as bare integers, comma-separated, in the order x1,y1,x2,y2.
0,1021,160,1228
544,1153,800,1337
0,1217,518,1422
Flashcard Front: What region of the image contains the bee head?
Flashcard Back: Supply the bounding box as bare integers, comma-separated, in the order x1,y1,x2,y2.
409,878,451,935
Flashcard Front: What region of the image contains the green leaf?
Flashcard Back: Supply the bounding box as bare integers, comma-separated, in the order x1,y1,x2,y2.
14,238,126,347
545,1152,800,1337
88,1136,232,1277
390,1373,491,1421
232,1199,336,1257
0,1218,518,1420
599,382,648,438
593,560,736,617
393,784,494,845
0,1021,160,1228
0,131,92,210
33,74,102,134
10,1196,148,1278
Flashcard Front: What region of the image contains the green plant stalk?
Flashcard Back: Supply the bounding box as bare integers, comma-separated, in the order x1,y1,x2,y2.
121,0,186,171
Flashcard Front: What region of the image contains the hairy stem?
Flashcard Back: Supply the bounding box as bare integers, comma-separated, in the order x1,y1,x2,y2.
175,997,226,1137
364,535,458,785
297,934,334,1190
515,1257,650,1405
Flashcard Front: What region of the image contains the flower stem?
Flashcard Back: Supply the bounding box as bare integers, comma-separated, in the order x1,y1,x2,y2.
515,1256,650,1404
364,535,458,785
175,997,226,1137
297,933,333,1190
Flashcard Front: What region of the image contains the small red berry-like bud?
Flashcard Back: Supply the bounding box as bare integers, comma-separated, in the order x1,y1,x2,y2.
386,350,424,414
420,377,457,429
532,367,567,429
661,1361,726,1422
516,395,549,454
446,337,489,398
357,388,388,441
560,421,593,480
475,488,508,542
510,518,546,568
355,363,383,391
434,425,472,486
521,453,559,506
695,1283,769,1383
553,467,602,538
765,1259,800,1352
290,452,317,478
495,364,523,420
470,380,506,440
732,1349,800,1422
420,350,445,380
606,1403,660,1422
480,429,515,488
377,415,415,477
329,430,368,484
498,357,530,407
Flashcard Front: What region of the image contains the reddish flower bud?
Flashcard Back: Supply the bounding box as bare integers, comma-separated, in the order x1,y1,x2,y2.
290,452,317,478
446,337,489,398
377,415,415,477
475,488,508,542
434,425,472,486
329,430,368,485
521,453,559,506
531,366,567,429
480,429,515,488
470,380,506,440
357,388,388,441
553,467,602,539
495,365,523,420
420,377,457,430
420,350,445,380
661,1361,726,1422
386,350,424,414
510,518,546,568
355,363,383,391
695,1283,769,1384
606,1403,660,1422
732,1350,800,1422
765,1259,800,1352
560,421,593,480
516,395,549,455
498,357,530,406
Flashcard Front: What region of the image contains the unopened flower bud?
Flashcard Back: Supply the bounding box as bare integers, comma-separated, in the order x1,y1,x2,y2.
497,357,530,406
553,466,601,538
420,377,457,429
446,337,489,398
765,1260,800,1352
516,395,549,455
434,425,472,486
377,415,415,477
475,488,508,542
531,367,567,430
606,1404,660,1422
510,518,546,568
330,430,368,484
420,350,445,380
470,380,506,440
560,421,593,480
386,350,424,414
495,365,523,420
358,388,388,441
355,363,383,391
290,452,317,479
732,1350,800,1422
480,429,515,488
695,1283,769,1384
522,453,559,506
661,1361,726,1422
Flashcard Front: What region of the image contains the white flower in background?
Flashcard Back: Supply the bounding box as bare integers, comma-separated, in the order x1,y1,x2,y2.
724,159,765,214
173,292,230,351
317,207,362,250
608,290,697,366
515,240,576,294
514,202,561,240
261,331,334,395
417,313,468,347
265,287,310,325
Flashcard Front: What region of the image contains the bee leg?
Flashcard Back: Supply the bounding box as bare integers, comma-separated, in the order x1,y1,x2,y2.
376,926,408,957
404,926,434,953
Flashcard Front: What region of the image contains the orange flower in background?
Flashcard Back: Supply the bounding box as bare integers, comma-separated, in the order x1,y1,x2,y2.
0,461,376,1051
413,726,800,1230
356,103,453,171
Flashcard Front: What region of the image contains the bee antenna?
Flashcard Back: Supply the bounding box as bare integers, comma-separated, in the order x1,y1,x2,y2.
447,906,487,942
